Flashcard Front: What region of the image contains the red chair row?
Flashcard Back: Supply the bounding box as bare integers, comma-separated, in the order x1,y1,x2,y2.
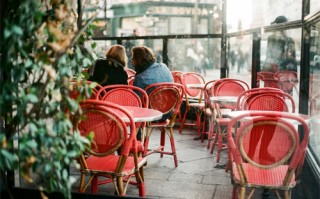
70,81,185,196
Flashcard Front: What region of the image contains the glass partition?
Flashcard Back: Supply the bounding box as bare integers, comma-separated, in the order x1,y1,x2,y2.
89,0,223,37
168,38,221,81
310,0,320,16
227,0,302,31
227,35,252,86
309,20,320,163
260,28,301,112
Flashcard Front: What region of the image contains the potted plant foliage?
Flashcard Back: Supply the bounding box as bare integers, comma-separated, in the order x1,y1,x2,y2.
0,1,97,198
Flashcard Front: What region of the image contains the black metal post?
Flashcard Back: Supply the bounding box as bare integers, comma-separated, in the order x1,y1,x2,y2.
251,32,261,88
220,0,227,78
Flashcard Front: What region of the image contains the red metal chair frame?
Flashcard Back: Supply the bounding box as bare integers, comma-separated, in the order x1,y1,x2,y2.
74,100,147,196
227,111,309,199
143,82,185,167
201,80,217,148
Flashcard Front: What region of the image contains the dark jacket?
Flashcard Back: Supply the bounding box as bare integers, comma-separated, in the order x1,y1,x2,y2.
88,58,128,86
264,31,297,72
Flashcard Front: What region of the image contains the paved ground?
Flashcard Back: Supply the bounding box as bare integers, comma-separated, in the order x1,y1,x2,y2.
70,126,233,199
69,124,305,199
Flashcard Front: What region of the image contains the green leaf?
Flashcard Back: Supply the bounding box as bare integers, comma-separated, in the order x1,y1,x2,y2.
4,28,11,39
25,140,38,148
44,164,52,173
91,42,96,49
12,25,23,35
27,94,39,103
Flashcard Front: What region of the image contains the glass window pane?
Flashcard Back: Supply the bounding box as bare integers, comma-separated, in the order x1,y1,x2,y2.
101,1,221,36
230,0,303,30
168,38,221,80
310,0,320,16
260,28,301,112
309,21,320,163
227,35,252,86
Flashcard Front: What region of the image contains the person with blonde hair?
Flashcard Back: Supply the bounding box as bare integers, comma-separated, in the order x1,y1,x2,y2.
88,44,128,86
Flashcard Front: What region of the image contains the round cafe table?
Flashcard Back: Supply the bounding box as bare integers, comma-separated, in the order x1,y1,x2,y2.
210,96,238,104
186,83,205,89
120,106,163,122
115,106,163,144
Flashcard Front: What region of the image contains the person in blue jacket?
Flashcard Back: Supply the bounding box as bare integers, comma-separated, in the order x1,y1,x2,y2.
131,46,174,140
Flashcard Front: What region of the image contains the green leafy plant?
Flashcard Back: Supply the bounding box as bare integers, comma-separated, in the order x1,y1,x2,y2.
1,1,97,198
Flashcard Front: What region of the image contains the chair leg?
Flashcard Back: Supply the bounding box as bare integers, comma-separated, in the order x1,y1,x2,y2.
91,176,98,193
284,190,291,199
135,168,146,197
179,105,190,133
201,115,207,143
143,127,152,156
232,185,237,199
168,127,178,167
116,176,125,196
216,126,223,162
79,173,86,192
195,110,203,135
211,125,219,154
239,187,246,199
160,128,166,158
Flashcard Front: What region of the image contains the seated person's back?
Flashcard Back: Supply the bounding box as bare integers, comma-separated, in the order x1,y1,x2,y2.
88,44,128,86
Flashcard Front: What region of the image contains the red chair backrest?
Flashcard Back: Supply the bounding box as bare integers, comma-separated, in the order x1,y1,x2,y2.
145,82,185,120
96,85,149,108
212,78,249,109
181,72,205,98
171,71,184,85
76,100,136,156
238,88,295,112
228,111,309,174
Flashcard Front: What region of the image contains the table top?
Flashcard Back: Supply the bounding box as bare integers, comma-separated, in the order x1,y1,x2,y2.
121,106,163,122
210,96,238,104
186,84,205,89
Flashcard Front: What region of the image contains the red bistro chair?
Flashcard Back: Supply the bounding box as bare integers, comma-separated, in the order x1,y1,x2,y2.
74,100,147,196
96,85,149,152
143,82,185,167
179,72,206,135
227,111,309,199
210,78,249,162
